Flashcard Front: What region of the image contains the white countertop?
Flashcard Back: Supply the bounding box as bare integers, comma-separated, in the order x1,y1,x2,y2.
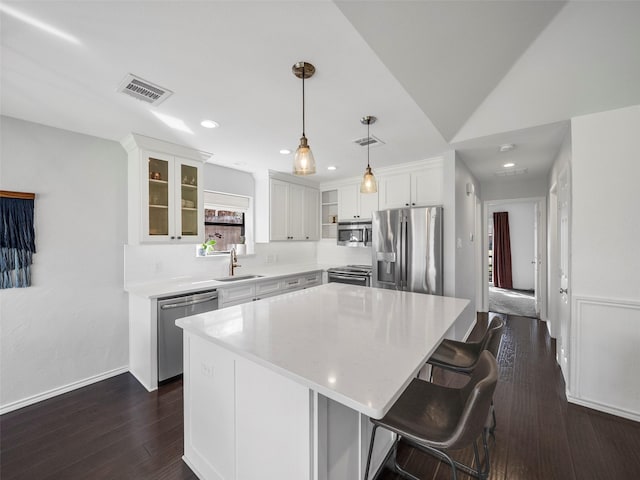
176,283,469,418
125,263,331,298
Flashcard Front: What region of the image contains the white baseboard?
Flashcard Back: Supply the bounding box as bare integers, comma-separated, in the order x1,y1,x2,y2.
567,393,640,423
0,366,129,415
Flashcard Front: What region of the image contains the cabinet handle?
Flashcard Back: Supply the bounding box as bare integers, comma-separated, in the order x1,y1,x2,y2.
405,203,409,206
411,203,415,206
177,236,182,239
170,236,175,239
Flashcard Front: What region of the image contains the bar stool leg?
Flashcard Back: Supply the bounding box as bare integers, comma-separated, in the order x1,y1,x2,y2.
364,425,378,480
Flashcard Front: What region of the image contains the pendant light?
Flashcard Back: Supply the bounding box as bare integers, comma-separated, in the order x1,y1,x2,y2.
360,116,377,193
292,61,316,175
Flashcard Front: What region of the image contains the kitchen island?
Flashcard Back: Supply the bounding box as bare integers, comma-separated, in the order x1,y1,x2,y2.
176,283,469,480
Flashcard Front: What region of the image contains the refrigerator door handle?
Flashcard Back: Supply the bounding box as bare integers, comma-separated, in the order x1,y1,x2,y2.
402,219,409,288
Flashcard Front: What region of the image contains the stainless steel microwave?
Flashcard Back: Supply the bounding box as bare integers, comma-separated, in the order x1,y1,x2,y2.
337,221,372,247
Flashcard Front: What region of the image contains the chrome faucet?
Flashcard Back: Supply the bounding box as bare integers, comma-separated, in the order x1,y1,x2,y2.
229,247,241,276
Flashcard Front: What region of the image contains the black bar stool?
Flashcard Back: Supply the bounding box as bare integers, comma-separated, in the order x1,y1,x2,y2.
427,317,504,433
364,351,498,480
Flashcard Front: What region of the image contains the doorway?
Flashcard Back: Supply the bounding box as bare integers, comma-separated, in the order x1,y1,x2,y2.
484,198,546,319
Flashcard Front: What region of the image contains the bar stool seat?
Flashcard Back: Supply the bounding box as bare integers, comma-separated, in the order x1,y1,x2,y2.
364,351,498,480
428,317,504,376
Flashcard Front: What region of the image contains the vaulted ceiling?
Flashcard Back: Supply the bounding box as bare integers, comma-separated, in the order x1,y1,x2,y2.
2,1,639,184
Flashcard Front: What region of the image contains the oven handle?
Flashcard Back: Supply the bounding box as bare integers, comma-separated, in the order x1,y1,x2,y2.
329,274,368,282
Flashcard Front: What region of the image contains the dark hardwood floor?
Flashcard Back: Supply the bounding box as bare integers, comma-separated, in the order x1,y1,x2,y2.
1,313,639,479
379,313,640,480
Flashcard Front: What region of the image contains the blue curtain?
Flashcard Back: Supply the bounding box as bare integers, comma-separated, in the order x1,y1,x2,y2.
0,197,36,288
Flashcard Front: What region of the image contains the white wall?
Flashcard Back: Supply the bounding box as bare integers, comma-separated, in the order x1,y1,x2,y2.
488,202,535,290
453,154,481,339
204,163,254,198
481,176,548,201
567,104,640,420
316,241,372,267
0,116,129,412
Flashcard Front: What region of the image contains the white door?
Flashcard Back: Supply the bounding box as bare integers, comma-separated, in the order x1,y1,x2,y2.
557,167,571,381
533,202,544,318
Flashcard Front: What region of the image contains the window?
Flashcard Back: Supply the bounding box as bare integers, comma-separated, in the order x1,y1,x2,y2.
203,191,252,253
204,209,244,251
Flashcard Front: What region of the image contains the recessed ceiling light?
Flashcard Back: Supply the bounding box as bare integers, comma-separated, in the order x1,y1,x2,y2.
499,143,515,153
279,149,291,155
200,120,219,129
327,166,337,171
503,162,515,168
151,111,193,134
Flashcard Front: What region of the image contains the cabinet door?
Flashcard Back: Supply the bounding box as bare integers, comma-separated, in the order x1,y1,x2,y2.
338,184,359,220
175,158,204,241
270,179,289,241
303,187,319,240
378,173,411,210
219,283,256,308
143,150,175,242
411,168,443,206
359,190,379,220
288,184,306,240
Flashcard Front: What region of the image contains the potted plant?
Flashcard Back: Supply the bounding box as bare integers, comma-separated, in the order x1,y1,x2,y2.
199,233,223,256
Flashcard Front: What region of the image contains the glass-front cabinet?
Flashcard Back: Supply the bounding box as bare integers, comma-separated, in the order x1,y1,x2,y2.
122,133,209,244
142,150,203,243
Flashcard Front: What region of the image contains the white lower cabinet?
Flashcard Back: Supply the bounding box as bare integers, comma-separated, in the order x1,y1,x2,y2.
254,278,281,301
218,270,324,308
218,283,256,308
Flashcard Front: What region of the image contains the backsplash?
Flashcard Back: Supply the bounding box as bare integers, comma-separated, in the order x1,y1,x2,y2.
316,240,372,266
124,241,319,287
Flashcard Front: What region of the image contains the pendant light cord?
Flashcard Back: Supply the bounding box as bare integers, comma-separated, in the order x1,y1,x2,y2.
367,120,370,167
302,67,306,137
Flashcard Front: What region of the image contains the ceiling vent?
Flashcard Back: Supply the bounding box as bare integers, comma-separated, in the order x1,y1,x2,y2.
117,73,173,105
494,167,528,177
353,135,385,148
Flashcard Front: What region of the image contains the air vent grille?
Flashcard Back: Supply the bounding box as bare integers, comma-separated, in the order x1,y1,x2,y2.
353,135,385,148
117,74,173,105
494,167,528,177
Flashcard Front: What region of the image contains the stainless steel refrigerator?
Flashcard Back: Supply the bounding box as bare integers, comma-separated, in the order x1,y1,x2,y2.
372,206,443,295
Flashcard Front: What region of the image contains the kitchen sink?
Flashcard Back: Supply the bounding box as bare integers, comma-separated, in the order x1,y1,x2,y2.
214,275,264,282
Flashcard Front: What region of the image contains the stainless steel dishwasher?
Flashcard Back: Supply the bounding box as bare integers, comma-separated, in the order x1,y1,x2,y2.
157,289,218,383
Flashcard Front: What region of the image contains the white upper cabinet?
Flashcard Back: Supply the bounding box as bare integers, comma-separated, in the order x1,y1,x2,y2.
378,167,443,210
270,178,320,241
303,187,320,240
337,183,379,221
121,134,209,244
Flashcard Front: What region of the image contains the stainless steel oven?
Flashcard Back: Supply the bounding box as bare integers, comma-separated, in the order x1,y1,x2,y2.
327,265,372,287
337,221,372,247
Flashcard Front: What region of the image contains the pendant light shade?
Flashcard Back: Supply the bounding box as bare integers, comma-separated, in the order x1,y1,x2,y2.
360,116,377,194
294,134,315,175
292,62,316,175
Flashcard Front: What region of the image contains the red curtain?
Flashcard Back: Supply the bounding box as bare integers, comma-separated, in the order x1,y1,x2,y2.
493,212,513,289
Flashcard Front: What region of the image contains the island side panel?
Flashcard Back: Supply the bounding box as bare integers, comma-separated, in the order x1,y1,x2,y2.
236,358,313,480
183,333,236,480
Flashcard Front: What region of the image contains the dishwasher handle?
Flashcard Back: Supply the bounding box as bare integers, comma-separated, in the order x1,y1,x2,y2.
160,292,218,310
